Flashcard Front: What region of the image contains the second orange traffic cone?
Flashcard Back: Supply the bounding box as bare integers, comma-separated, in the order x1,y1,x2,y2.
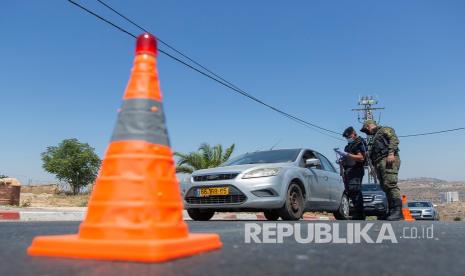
27,33,222,262
402,195,415,221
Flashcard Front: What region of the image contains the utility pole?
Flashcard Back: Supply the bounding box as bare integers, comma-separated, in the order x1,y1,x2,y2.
352,96,385,123
352,96,385,183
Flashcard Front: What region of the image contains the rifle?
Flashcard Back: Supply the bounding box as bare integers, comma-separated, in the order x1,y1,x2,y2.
334,149,347,189
335,155,345,177
362,137,379,183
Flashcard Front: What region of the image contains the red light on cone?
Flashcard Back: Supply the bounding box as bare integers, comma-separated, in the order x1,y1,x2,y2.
136,33,157,56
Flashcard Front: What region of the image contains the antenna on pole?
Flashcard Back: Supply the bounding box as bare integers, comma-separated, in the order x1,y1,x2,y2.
351,96,385,184
351,96,385,123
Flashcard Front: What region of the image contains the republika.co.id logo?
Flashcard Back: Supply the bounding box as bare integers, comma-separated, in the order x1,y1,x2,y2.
244,222,435,244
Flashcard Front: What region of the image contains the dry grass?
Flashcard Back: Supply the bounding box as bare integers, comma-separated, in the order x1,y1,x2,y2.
436,202,465,221
17,183,92,208
20,192,90,207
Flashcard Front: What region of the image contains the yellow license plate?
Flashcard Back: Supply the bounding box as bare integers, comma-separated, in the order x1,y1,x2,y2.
199,187,229,197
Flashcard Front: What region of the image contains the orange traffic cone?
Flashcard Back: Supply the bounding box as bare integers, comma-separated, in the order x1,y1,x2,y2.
27,33,222,262
402,195,415,222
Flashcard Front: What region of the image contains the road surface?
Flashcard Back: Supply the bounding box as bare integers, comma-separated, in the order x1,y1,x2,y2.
1,221,465,276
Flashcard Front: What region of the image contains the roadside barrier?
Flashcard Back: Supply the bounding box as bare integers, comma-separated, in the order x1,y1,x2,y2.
28,33,222,262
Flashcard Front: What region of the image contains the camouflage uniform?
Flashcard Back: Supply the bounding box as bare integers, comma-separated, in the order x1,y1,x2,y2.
369,126,401,205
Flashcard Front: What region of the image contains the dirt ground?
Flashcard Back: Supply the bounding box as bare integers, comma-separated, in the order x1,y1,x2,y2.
20,192,89,208
17,184,91,208
436,202,465,221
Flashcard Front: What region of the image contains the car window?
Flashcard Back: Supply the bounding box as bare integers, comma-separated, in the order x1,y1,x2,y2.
316,153,337,173
408,202,431,208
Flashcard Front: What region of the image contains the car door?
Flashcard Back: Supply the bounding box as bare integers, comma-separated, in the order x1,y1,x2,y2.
300,150,330,207
316,152,344,207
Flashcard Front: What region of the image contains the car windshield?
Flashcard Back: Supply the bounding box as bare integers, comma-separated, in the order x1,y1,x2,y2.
408,202,431,208
362,184,381,192
223,149,301,166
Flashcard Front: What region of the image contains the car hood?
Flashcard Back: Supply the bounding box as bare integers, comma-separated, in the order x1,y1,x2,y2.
192,163,294,175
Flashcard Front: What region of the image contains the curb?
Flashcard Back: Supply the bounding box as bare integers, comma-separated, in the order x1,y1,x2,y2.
0,210,86,221
0,210,333,222
0,211,20,220
20,211,86,221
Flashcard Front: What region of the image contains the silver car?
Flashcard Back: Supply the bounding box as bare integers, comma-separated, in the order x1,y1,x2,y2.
407,201,440,220
183,148,349,221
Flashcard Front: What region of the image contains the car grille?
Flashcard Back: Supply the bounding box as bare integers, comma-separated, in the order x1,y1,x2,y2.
185,195,247,205
363,195,374,202
410,210,422,215
192,173,239,182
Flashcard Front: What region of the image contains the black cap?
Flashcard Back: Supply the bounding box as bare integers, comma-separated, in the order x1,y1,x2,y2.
343,126,355,138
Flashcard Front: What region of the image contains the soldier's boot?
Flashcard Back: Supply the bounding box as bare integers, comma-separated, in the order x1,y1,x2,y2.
351,192,366,220
387,198,404,221
351,201,366,220
352,212,366,220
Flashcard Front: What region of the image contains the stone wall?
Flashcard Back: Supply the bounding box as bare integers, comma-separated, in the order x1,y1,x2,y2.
0,178,21,206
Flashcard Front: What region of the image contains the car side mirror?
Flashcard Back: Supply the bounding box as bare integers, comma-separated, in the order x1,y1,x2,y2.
433,204,438,208
305,158,320,168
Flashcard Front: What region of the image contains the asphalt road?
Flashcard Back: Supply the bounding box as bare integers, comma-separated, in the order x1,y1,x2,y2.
1,221,465,276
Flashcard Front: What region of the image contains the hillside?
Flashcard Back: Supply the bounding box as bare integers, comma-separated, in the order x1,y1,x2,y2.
399,178,465,221
399,178,465,202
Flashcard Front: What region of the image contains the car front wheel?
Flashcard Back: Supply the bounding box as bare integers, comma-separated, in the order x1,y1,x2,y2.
187,209,215,221
279,182,304,221
333,193,350,220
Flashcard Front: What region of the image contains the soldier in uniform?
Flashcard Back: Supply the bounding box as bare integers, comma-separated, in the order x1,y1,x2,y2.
335,127,367,220
360,120,403,221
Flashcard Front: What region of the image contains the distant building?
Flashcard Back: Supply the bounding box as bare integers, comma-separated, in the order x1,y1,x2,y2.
440,191,460,203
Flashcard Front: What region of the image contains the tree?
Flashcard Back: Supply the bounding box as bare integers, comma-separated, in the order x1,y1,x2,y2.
41,138,101,195
175,143,235,174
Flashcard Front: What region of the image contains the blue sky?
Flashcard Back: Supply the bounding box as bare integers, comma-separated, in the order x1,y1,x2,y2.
1,0,465,184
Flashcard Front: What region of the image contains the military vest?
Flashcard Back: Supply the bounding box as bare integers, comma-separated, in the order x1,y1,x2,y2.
370,127,398,162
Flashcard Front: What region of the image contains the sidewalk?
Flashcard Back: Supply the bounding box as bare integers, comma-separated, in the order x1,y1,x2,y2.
1,207,333,221
0,207,87,221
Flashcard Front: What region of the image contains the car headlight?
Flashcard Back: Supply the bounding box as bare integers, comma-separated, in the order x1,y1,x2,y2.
242,168,281,179
374,195,384,201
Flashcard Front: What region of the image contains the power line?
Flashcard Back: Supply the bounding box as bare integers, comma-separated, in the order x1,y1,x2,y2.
97,0,460,142
148,43,346,140
67,0,344,140
93,0,343,138
399,127,465,138
350,96,465,138
96,0,278,104
67,1,464,141
68,0,136,39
